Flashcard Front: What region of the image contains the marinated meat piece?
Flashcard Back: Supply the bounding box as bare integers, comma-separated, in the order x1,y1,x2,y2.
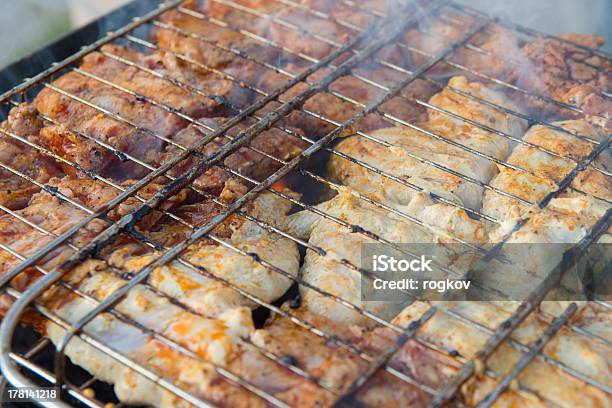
203,0,377,61
256,66,389,138
154,0,279,85
451,28,611,128
80,45,228,118
0,104,63,210
161,117,307,196
252,308,367,392
328,77,526,210
105,44,251,112
482,119,611,224
33,45,227,179
518,34,612,125
0,176,188,299
42,260,267,408
110,188,300,317
391,301,611,408
287,189,486,327
399,10,481,76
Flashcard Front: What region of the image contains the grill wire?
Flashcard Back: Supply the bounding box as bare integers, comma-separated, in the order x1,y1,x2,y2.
0,0,610,407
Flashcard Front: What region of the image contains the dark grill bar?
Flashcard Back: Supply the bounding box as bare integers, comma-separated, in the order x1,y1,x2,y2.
0,0,610,407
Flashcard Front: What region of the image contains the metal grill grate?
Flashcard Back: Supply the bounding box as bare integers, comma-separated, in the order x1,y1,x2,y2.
0,0,610,407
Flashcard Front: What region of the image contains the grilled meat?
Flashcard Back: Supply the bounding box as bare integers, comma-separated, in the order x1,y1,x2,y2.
153,0,280,87
287,189,486,327
328,76,526,210
0,104,63,210
44,265,341,407
482,119,611,225
479,120,611,296
15,184,304,407
0,176,189,301
43,261,265,408
161,117,307,196
109,188,300,317
204,0,379,61
256,66,389,138
2,1,611,407
446,26,611,128
389,301,611,408
33,45,232,179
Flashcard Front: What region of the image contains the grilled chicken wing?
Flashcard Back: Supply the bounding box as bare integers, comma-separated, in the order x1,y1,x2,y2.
0,104,63,210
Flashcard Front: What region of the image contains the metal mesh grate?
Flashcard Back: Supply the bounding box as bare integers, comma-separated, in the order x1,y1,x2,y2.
0,0,610,407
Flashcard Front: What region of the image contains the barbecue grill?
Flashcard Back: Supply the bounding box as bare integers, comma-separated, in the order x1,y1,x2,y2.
0,0,610,407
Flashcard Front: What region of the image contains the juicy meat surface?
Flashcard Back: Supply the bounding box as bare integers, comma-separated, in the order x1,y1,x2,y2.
0,104,63,210
33,45,235,179
110,188,300,317
482,119,611,224
0,176,189,301
9,183,304,407
328,76,526,211
202,0,384,61
448,27,611,128
161,117,308,196
390,301,611,408
153,0,280,86
256,65,390,138
287,189,486,327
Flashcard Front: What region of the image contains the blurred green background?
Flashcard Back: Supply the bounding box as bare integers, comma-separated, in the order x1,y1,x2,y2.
0,0,130,69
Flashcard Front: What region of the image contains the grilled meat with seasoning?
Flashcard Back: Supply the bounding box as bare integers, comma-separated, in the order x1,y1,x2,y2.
0,176,189,303
0,104,63,210
328,76,526,211
19,186,308,407
109,188,300,317
390,301,611,408
161,117,307,196
32,44,242,180
482,119,611,225
287,188,486,327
